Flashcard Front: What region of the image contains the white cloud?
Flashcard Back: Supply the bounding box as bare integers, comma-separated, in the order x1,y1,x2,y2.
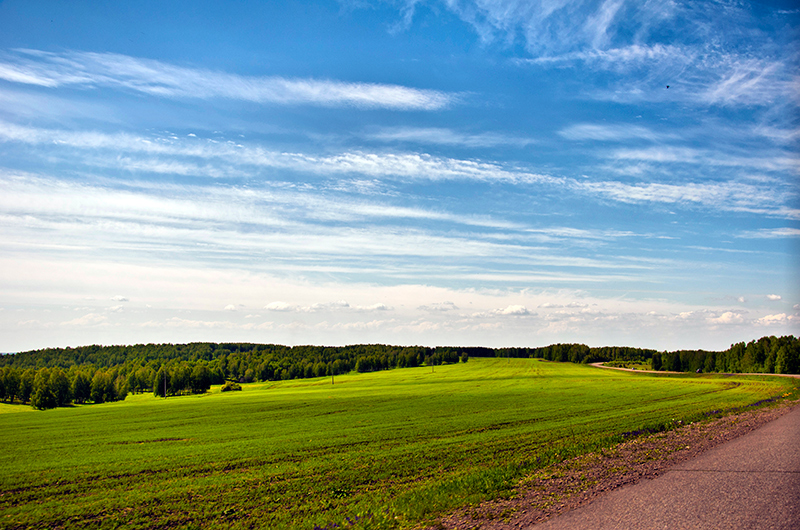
0,167,530,242
0,121,556,186
708,311,743,325
358,303,391,312
367,127,535,147
755,313,789,325
110,295,129,302
540,301,590,309
418,301,459,312
606,146,795,172
0,50,456,110
558,123,666,142
307,300,351,312
108,305,124,313
766,294,782,301
140,317,244,329
2,122,794,221
497,304,531,315
16,319,50,329
584,0,625,49
3,256,794,352
224,304,237,311
324,319,393,331
265,301,295,312
475,304,534,317
436,0,675,55
264,300,390,313
698,58,793,107
575,179,791,217
738,228,800,239
61,313,108,326
523,43,687,67
519,43,794,111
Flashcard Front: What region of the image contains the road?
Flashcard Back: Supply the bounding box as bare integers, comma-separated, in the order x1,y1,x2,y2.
590,362,800,379
532,405,800,530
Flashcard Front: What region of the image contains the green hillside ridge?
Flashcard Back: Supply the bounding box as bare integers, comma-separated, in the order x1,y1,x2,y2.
1,358,797,530
1,336,797,410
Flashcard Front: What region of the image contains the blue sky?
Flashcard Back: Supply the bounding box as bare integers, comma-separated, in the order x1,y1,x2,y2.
0,0,797,353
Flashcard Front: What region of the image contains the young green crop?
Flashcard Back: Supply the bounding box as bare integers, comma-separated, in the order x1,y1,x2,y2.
0,358,796,530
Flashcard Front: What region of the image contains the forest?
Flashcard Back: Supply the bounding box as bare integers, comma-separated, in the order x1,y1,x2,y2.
0,335,797,409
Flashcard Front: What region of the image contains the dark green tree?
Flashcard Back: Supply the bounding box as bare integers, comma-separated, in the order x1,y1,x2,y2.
6,368,20,402
19,368,35,403
71,372,91,404
153,368,170,397
50,368,71,406
672,352,682,372
190,364,211,393
90,371,113,403
651,352,662,371
775,343,799,374
31,368,57,410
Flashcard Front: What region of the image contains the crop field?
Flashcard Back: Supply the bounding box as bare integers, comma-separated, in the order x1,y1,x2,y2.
1,358,797,530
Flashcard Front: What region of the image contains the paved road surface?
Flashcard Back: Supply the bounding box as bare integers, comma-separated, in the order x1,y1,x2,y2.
532,405,800,530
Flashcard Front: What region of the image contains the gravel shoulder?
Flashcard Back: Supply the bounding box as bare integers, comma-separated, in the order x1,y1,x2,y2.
431,400,799,530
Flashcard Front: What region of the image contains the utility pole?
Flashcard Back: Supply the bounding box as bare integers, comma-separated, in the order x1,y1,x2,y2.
163,369,167,399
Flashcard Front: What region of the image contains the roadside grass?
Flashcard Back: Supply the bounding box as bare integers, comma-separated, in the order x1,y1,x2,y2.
1,358,797,530
603,360,652,371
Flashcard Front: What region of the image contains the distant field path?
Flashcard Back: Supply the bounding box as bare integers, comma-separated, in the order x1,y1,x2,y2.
531,400,800,529
591,362,800,378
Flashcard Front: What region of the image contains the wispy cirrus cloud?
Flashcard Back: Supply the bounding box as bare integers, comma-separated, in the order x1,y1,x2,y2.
606,146,797,173
522,43,688,68
431,0,674,55
0,49,457,110
444,0,798,109
558,122,668,142
0,121,555,185
264,300,390,313
418,301,459,312
737,228,800,239
365,126,536,147
0,168,530,233
575,179,791,217
2,121,794,220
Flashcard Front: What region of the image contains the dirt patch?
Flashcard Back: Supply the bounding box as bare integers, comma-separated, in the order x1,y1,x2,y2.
110,438,190,445
431,401,798,530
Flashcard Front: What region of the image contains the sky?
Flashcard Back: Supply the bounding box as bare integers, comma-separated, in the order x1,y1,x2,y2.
0,0,798,353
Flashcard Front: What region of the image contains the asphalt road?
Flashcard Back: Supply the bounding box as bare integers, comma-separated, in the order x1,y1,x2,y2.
532,405,800,530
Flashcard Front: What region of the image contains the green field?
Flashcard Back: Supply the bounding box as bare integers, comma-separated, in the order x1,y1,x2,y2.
1,358,797,530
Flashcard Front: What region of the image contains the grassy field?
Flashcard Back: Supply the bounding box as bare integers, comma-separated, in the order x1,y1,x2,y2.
1,358,797,530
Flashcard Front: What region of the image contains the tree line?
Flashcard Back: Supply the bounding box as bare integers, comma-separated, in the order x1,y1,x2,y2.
0,365,129,410
461,336,799,374
0,343,462,409
0,336,796,410
650,335,800,374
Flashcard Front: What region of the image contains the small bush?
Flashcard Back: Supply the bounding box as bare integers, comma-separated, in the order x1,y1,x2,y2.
220,381,242,392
